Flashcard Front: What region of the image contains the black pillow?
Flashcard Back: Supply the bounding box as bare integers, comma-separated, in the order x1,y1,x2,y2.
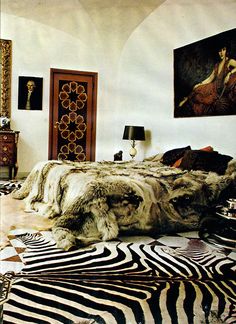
162,146,191,166
179,150,233,175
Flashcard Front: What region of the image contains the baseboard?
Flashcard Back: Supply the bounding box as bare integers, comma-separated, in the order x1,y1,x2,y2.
0,171,29,180
16,172,29,179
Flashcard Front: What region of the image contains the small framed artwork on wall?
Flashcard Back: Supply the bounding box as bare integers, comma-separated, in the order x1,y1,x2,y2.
18,76,43,110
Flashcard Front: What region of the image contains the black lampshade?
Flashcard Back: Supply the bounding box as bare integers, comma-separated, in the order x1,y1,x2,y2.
123,126,145,141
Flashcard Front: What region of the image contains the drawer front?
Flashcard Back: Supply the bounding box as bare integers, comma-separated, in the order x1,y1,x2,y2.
0,152,14,165
0,133,15,143
0,142,15,165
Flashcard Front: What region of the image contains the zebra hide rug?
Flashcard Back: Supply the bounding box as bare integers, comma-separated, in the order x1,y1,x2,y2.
12,159,236,251
1,231,235,323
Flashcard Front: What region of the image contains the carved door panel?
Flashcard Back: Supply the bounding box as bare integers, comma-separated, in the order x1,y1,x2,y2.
49,69,97,161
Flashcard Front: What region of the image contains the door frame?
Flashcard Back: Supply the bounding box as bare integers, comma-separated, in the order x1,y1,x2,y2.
48,68,98,161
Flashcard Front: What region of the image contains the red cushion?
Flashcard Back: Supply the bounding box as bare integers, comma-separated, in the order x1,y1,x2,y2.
200,146,214,152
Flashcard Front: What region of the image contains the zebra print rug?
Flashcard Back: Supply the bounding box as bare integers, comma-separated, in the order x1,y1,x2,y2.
0,180,22,196
1,231,235,323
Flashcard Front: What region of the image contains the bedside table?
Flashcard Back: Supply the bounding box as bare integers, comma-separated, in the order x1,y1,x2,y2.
0,130,20,179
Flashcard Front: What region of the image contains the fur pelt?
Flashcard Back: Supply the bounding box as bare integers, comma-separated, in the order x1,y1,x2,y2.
9,159,236,251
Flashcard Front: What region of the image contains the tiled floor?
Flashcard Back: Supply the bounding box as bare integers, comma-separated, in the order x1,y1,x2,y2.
0,229,57,274
0,229,35,274
0,179,28,273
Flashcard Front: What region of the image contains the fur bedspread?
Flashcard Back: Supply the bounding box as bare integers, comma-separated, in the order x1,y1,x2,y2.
12,159,236,250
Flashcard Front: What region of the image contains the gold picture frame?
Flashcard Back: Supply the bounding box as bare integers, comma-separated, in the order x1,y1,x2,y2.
0,39,12,118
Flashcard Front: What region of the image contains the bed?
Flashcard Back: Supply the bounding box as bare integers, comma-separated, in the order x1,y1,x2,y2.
1,146,236,323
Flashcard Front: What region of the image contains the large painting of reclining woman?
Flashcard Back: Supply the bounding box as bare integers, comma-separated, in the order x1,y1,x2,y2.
174,28,236,118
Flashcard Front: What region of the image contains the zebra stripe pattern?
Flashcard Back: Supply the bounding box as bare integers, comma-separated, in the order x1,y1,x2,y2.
2,233,236,323
0,180,22,196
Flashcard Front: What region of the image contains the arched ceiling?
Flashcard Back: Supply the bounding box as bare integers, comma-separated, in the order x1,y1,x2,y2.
1,0,166,65
1,0,166,41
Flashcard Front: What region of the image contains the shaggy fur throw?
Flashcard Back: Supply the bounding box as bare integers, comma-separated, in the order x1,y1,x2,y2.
11,159,236,251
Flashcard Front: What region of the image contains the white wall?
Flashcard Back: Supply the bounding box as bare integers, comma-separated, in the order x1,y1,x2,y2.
118,0,236,160
1,0,236,174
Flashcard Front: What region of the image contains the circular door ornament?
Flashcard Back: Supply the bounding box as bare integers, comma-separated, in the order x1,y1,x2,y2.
58,143,86,161
58,112,87,141
59,82,87,111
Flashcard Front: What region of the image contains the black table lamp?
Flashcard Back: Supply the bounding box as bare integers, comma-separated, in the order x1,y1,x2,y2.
122,125,145,159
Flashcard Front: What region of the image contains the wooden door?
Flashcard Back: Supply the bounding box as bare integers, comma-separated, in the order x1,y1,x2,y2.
49,69,97,161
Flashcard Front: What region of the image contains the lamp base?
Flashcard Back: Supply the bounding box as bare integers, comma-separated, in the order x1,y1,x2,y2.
129,147,137,159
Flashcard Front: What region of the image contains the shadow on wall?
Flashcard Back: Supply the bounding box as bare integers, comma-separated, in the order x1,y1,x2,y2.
142,129,151,156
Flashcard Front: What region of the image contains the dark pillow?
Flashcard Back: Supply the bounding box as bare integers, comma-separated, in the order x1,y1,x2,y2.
161,146,191,166
179,150,233,175
172,145,214,168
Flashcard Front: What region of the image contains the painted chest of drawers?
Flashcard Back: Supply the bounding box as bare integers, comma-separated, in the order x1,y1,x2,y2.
0,130,20,179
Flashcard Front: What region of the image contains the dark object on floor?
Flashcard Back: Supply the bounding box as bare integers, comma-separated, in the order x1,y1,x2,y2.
199,199,236,250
